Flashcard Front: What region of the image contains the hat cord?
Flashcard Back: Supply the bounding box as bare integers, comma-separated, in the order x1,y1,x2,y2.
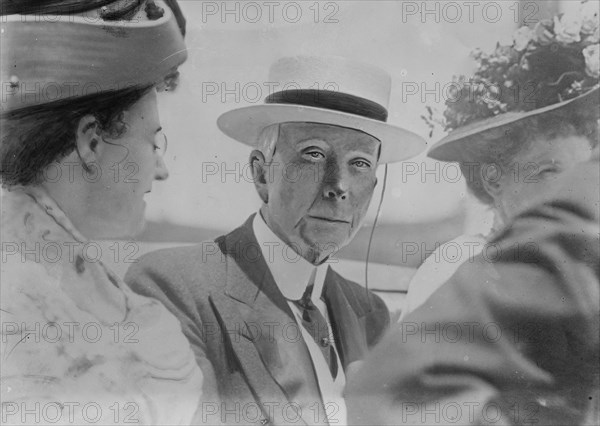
364,163,388,311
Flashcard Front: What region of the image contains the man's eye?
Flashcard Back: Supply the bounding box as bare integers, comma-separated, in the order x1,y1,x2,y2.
353,160,371,169
304,151,325,160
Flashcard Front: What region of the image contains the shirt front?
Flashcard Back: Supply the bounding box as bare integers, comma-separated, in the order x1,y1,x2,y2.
252,213,347,425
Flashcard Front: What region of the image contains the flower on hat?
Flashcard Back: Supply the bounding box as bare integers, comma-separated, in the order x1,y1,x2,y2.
585,27,600,44
423,0,600,135
513,27,535,52
554,12,582,44
581,0,600,36
583,44,600,78
532,20,556,45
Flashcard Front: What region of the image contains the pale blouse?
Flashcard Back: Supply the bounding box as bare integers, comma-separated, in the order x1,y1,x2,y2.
401,233,487,320
0,187,203,425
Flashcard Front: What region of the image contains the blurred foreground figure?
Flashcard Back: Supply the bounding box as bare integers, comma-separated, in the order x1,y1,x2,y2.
0,2,203,425
404,1,599,318
346,149,600,425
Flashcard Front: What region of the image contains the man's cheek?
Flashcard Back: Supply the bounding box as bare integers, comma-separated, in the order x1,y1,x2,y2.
354,185,375,208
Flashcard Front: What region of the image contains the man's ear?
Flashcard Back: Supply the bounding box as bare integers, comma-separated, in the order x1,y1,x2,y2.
480,163,503,200
250,149,269,204
75,115,101,167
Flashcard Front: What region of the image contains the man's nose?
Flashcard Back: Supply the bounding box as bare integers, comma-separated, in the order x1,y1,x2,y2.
322,161,349,201
154,156,169,181
324,186,347,200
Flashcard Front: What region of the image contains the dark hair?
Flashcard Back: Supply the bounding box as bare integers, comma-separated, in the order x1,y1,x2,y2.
459,107,599,205
0,86,153,187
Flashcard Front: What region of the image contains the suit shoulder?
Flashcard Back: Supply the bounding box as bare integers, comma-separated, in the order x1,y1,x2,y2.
329,268,389,315
136,240,227,269
125,240,228,293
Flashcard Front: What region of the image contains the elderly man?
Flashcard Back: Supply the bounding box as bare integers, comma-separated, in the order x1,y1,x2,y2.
126,56,426,425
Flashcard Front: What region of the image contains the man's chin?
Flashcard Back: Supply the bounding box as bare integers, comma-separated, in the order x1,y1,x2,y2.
301,235,348,261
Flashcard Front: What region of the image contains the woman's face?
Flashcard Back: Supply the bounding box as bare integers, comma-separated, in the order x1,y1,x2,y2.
90,90,169,238
494,134,593,222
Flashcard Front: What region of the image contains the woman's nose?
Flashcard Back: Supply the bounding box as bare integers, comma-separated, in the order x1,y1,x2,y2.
155,156,169,181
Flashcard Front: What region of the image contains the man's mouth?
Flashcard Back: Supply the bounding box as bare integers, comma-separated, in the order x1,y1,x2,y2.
308,215,350,224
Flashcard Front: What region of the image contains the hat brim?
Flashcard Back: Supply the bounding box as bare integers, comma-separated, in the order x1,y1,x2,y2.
217,104,427,163
428,86,600,162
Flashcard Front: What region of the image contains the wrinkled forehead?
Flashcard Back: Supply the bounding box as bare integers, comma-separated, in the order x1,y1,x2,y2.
279,122,381,156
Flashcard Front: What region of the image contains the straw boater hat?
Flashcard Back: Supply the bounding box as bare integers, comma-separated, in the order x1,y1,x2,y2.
0,0,187,113
427,5,600,162
217,56,427,163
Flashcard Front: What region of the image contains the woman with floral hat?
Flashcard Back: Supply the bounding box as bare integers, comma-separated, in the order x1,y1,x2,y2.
0,2,204,424
403,0,599,318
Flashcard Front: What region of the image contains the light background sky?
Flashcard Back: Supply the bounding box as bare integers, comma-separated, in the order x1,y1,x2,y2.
144,0,542,235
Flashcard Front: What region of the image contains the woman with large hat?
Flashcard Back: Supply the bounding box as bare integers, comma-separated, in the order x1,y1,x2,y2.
0,2,203,424
403,1,599,318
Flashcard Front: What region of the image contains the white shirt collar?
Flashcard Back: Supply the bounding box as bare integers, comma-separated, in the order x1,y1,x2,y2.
252,212,328,302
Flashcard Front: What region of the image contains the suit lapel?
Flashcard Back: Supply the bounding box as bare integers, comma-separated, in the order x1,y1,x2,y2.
209,294,293,425
215,216,328,425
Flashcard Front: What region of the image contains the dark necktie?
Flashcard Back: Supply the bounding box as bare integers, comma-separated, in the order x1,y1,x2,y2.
293,272,338,379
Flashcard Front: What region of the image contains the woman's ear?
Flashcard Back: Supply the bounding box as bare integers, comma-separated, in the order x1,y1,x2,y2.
75,115,101,167
250,149,269,204
480,162,503,200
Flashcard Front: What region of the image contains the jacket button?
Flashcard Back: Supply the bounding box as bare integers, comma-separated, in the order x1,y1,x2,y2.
75,255,86,274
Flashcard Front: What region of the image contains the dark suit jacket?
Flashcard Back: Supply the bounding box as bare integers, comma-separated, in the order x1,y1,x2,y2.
345,156,600,426
125,215,389,425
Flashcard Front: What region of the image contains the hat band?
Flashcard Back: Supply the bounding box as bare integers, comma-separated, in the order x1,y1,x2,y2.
265,89,388,122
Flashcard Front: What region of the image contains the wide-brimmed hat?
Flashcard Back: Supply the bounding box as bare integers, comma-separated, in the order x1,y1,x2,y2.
217,56,427,163
1,0,187,113
427,2,600,162
429,86,599,161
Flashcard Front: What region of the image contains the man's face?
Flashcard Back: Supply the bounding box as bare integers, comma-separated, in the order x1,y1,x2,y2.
261,122,380,263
